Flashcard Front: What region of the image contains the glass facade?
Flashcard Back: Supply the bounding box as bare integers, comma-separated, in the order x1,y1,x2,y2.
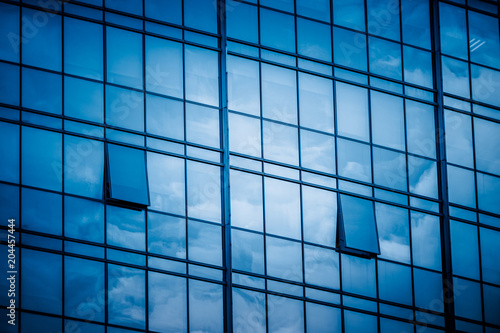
0,0,499,332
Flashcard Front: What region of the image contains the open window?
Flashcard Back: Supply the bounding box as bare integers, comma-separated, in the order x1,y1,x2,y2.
105,144,150,208
337,194,380,257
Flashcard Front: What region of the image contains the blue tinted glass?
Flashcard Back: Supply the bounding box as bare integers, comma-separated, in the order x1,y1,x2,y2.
228,112,262,157
342,254,376,297
186,103,220,148
64,256,105,322
21,313,61,333
454,277,482,321
371,91,405,150
373,147,407,191
483,284,500,326
107,144,149,206
65,77,104,123
185,45,219,106
411,212,441,271
345,311,377,333
230,170,263,232
404,46,433,88
333,0,365,31
336,82,369,141
408,156,438,198
0,62,19,106
474,118,500,176
146,36,183,99
106,27,143,89
0,122,19,183
469,12,500,69
22,126,62,191
369,37,402,80
184,0,217,33
376,203,410,263
439,3,467,59
471,65,500,107
233,288,266,333
378,261,412,305
263,121,299,165
260,0,293,12
0,3,19,62
451,220,480,280
444,110,473,168
401,0,430,49
22,8,61,71
148,272,187,332
302,186,337,247
147,152,185,215
22,188,62,235
187,161,221,223
297,0,329,21
107,205,145,251
0,184,18,222
148,212,186,258
262,63,297,124
227,0,258,43
260,8,295,53
366,0,400,41
447,165,476,208
340,195,379,254
145,0,182,25
480,227,500,285
414,268,443,311
300,130,335,174
304,245,340,289
231,229,264,274
297,18,331,61
380,318,413,333
64,196,104,243
406,100,436,159
264,177,301,239
106,85,144,132
189,280,223,332
64,17,103,80
22,67,62,114
337,139,372,183
106,0,142,14
146,94,184,140
108,264,146,330
21,249,62,314
477,173,500,215
64,135,104,199
64,321,104,333
266,236,303,282
333,27,367,71
268,295,304,332
227,56,260,116
306,303,341,333
188,220,222,266
299,73,334,133
442,56,470,98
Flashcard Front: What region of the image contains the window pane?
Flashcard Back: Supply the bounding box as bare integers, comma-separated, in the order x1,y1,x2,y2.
0,184,19,222
337,139,372,183
304,245,340,289
406,100,436,159
378,261,412,305
64,257,105,322
22,188,62,235
146,36,183,99
345,311,377,333
0,122,19,183
184,0,217,33
302,186,337,247
65,77,104,123
444,110,473,168
477,172,500,215
228,56,260,116
474,118,500,176
64,17,103,80
300,130,335,174
411,212,441,271
186,103,220,148
340,195,379,254
408,156,438,198
401,0,431,49
0,62,19,106
22,8,61,71
187,161,221,223
185,45,219,106
22,68,62,114
264,177,301,239
266,236,302,282
148,212,186,259
145,0,182,25
148,272,187,332
106,85,144,132
341,254,376,297
483,284,500,326
333,0,365,31
439,3,467,59
262,121,299,166
0,3,19,62
229,112,261,157
336,82,369,141
371,91,405,150
106,27,143,89
230,170,263,232
442,56,470,98
189,280,223,333
306,303,341,333
21,313,60,333
107,144,149,206
376,203,410,263
480,227,500,285
262,64,297,124
147,152,185,215
367,0,400,41
260,9,295,53
373,147,407,191
297,18,331,61
333,27,367,71
64,196,104,243
453,277,482,321
107,206,145,251
227,0,258,43
233,288,266,333
451,220,479,280
261,0,292,12
146,94,184,141
471,65,500,109
108,264,146,330
369,37,402,80
468,11,500,69
268,295,304,332
297,0,329,21
22,126,62,191
403,46,433,88
188,220,222,266
447,165,476,208
231,229,264,274
299,73,334,133
414,268,443,311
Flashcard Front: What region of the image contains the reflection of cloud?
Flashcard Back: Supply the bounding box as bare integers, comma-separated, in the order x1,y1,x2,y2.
342,162,367,180
411,212,441,270
189,280,223,333
149,272,187,332
302,186,336,247
409,158,438,198
107,223,145,251
233,288,266,333
442,57,469,97
268,295,304,333
266,237,302,282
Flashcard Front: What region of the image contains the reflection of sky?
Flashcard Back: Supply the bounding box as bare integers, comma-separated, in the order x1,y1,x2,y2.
187,161,221,223
411,212,441,271
189,280,224,333
408,156,438,198
106,206,145,251
233,288,266,333
302,185,337,247
227,56,260,116
188,220,222,266
300,129,335,174
268,295,304,333
266,236,303,282
264,177,301,239
148,212,186,259
263,121,299,166
149,272,187,332
230,170,263,232
376,203,410,264
304,245,340,289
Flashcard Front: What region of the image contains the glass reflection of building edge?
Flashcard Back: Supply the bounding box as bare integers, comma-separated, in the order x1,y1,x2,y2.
0,0,500,332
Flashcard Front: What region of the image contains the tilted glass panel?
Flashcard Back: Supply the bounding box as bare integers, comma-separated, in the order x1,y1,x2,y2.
0,121,19,183
368,37,402,80
264,177,301,239
371,91,405,151
268,295,304,332
226,0,258,43
148,212,186,259
266,236,303,282
300,129,335,174
260,8,295,53
411,212,442,271
339,195,379,254
444,110,473,168
333,27,367,71
450,220,480,280
375,203,410,263
231,229,264,274
262,63,297,124
227,56,260,116
442,56,470,98
146,94,184,141
107,144,149,206
230,170,263,232
474,118,500,176
262,120,299,166
302,186,337,247
378,261,412,306
439,3,467,59
297,18,331,62
332,0,365,31
106,206,145,252
468,11,500,69
366,0,400,41
298,72,334,133
401,0,431,49
185,45,219,107
337,138,372,183
336,82,369,142
233,288,266,333
106,27,143,89
187,160,221,223
477,172,500,215
341,254,376,297
188,280,223,333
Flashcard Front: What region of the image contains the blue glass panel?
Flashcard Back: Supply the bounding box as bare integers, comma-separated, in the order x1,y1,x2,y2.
447,165,476,208
442,56,470,98
22,126,62,191
337,139,372,183
231,229,264,274
268,295,304,332
411,212,442,271
108,264,146,330
148,212,186,259
342,254,376,297
264,177,301,239
184,0,217,33
408,156,438,198
189,280,223,332
22,8,61,71
106,27,143,89
414,268,443,311
299,72,334,133
474,118,500,176
230,170,263,232
297,0,329,21
266,236,303,282
333,27,367,71
471,65,500,108
480,227,500,285
187,161,221,223
306,303,341,333
186,103,220,148
64,256,105,322
401,0,431,49
233,288,266,333
262,121,299,166
64,196,104,243
22,67,62,114
145,0,182,25
300,130,335,174
146,94,183,140
21,249,62,314
453,277,482,321
373,147,407,191
227,0,258,43
106,0,142,15
188,220,222,266
371,91,405,150
451,220,480,280
302,186,337,247
366,0,400,41
340,195,379,254
483,284,500,326
228,112,261,157
0,3,19,62
64,321,104,333
336,82,369,142
107,206,145,253
439,3,467,59
344,310,377,333
227,56,260,116
22,188,61,235
468,11,500,69
0,184,18,222
64,77,104,123
369,37,402,80
304,245,340,289
107,144,149,205
260,0,293,12
145,36,183,99
147,152,185,215
333,0,365,31
106,85,144,132
64,17,103,80
477,173,500,215
185,45,219,106
297,18,331,61
378,261,412,305
260,8,295,53
376,203,410,263
0,122,19,183
149,272,187,332
404,46,433,88
380,318,413,333
21,313,61,333
444,110,473,168
406,100,436,159
0,62,19,106
262,63,297,124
